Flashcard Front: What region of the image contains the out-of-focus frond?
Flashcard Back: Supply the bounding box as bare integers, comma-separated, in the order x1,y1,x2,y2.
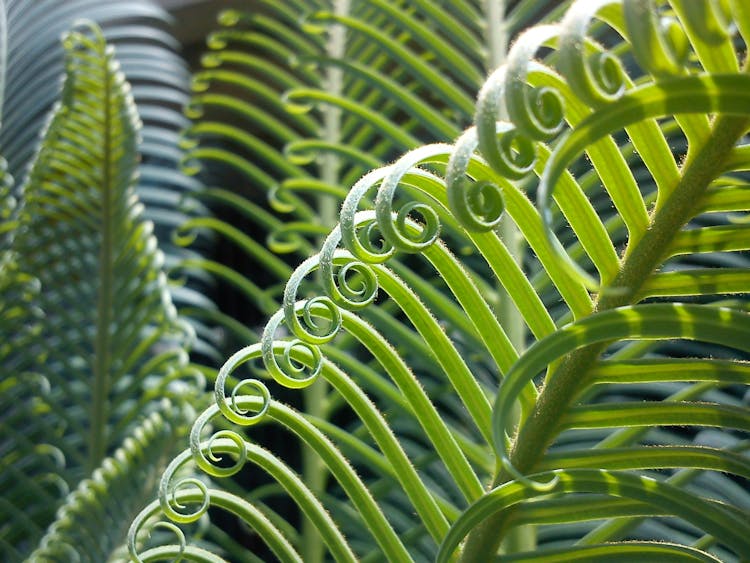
1,23,197,559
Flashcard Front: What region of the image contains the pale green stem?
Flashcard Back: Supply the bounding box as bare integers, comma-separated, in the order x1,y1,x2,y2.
484,0,535,554
0,0,6,123
302,2,348,562
319,0,347,227
91,53,113,472
485,0,508,78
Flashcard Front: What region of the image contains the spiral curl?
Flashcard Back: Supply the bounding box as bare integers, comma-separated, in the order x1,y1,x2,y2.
557,0,627,107
283,141,321,166
445,127,506,232
266,224,310,254
171,223,201,250
217,9,243,28
158,451,211,525
261,310,323,389
190,422,249,479
281,90,315,116
183,97,205,120
153,523,187,560
477,20,600,183
214,349,272,427
189,73,211,95
337,216,391,264
476,69,538,180
128,498,189,563
339,168,395,264
280,255,344,345
372,144,453,254
178,152,203,177
383,200,440,252
624,0,689,78
505,25,567,142
129,429,284,562
319,228,379,312
267,183,298,213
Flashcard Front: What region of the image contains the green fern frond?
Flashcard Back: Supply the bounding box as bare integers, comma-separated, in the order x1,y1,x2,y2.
1,0,217,356
1,22,198,559
15,20,189,464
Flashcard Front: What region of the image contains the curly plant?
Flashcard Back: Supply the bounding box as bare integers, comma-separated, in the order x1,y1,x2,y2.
122,0,750,561
130,0,750,561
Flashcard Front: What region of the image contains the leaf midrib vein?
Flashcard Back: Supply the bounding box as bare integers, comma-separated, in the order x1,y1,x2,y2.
90,46,114,472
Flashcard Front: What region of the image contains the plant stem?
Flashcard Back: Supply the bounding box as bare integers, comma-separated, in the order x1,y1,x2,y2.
90,52,113,472
485,0,508,78
319,1,346,230
483,0,516,358
459,111,750,561
484,0,536,554
301,2,348,561
0,1,6,123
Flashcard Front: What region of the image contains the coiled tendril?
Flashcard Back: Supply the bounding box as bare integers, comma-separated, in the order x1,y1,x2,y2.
189,71,212,95
214,347,272,426
282,255,343,345
625,0,689,78
267,182,298,213
190,423,249,480
375,145,449,253
505,25,566,142
128,508,187,563
319,227,380,311
266,223,311,254
476,20,589,182
182,353,272,516
128,448,213,563
178,152,203,177
339,168,395,264
158,451,211,525
351,217,391,259
476,68,537,180
445,127,506,232
261,309,323,389
557,0,627,107
390,201,440,252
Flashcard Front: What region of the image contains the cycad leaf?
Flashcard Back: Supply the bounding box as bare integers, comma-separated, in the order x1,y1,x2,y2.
1,22,194,559
0,0,216,355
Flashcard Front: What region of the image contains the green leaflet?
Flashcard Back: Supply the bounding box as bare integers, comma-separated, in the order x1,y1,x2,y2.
437,469,750,562
498,542,723,562
492,303,750,460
